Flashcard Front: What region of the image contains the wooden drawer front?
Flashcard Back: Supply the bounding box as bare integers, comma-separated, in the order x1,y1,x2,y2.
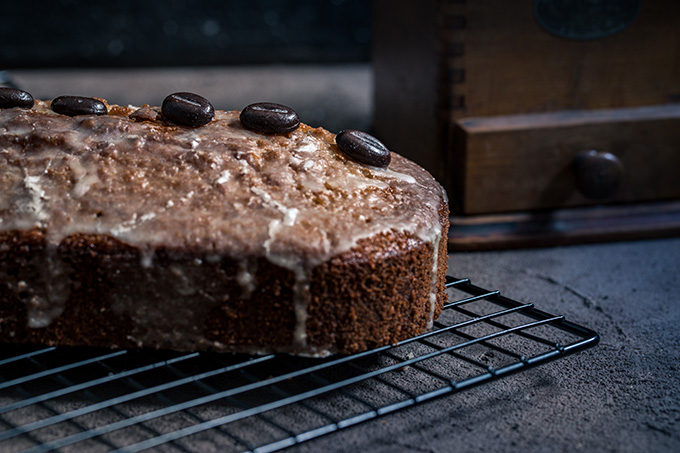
453,105,680,215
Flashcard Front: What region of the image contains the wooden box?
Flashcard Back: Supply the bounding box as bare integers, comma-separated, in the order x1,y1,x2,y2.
373,0,680,248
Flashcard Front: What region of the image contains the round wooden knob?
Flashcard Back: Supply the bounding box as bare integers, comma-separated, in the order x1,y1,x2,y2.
573,150,624,199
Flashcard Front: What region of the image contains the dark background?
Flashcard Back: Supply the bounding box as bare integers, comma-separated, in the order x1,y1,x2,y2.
0,0,371,68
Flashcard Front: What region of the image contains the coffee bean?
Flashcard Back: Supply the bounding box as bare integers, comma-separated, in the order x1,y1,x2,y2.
51,96,107,116
0,87,34,109
240,102,300,134
162,92,214,127
336,130,391,168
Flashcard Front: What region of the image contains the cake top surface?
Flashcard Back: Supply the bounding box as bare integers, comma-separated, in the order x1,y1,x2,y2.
0,98,446,266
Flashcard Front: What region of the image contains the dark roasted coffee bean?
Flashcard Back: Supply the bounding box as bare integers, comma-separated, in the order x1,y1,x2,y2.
0,87,34,109
240,102,300,134
51,96,107,116
335,130,391,168
162,92,214,127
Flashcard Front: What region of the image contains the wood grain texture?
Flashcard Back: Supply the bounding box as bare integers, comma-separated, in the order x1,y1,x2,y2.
454,105,680,214
448,200,680,251
445,0,680,121
373,0,680,218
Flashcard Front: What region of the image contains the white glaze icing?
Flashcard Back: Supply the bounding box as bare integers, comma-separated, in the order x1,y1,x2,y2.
215,170,231,184
66,155,100,198
236,259,257,298
22,174,49,222
427,226,442,329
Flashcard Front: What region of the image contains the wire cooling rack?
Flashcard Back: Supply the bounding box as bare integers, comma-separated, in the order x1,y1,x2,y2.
0,276,599,452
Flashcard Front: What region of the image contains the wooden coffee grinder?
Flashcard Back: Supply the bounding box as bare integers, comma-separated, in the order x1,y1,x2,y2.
373,0,680,249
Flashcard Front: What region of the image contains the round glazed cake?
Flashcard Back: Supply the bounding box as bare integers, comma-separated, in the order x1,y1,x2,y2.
0,90,449,356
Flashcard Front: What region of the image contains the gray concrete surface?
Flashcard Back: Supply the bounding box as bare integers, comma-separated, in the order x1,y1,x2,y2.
301,238,680,452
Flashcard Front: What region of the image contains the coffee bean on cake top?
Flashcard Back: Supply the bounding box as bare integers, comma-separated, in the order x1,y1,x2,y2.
0,87,34,109
336,129,392,168
162,92,215,127
240,102,300,134
51,95,108,116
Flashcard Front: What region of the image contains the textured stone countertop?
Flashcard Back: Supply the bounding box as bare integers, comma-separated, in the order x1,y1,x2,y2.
304,238,680,452
3,66,680,452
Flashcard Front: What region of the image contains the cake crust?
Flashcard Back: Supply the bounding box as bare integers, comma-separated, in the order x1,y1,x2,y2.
0,98,449,355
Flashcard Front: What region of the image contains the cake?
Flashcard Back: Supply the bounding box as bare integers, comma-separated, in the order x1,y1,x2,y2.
0,88,449,356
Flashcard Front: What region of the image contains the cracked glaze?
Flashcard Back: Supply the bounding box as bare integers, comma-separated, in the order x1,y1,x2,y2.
0,100,447,351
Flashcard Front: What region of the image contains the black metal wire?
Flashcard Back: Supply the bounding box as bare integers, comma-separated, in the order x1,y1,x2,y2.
0,275,599,453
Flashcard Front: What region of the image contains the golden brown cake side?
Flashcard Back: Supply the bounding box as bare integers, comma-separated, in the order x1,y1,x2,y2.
0,98,449,355
0,211,448,355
